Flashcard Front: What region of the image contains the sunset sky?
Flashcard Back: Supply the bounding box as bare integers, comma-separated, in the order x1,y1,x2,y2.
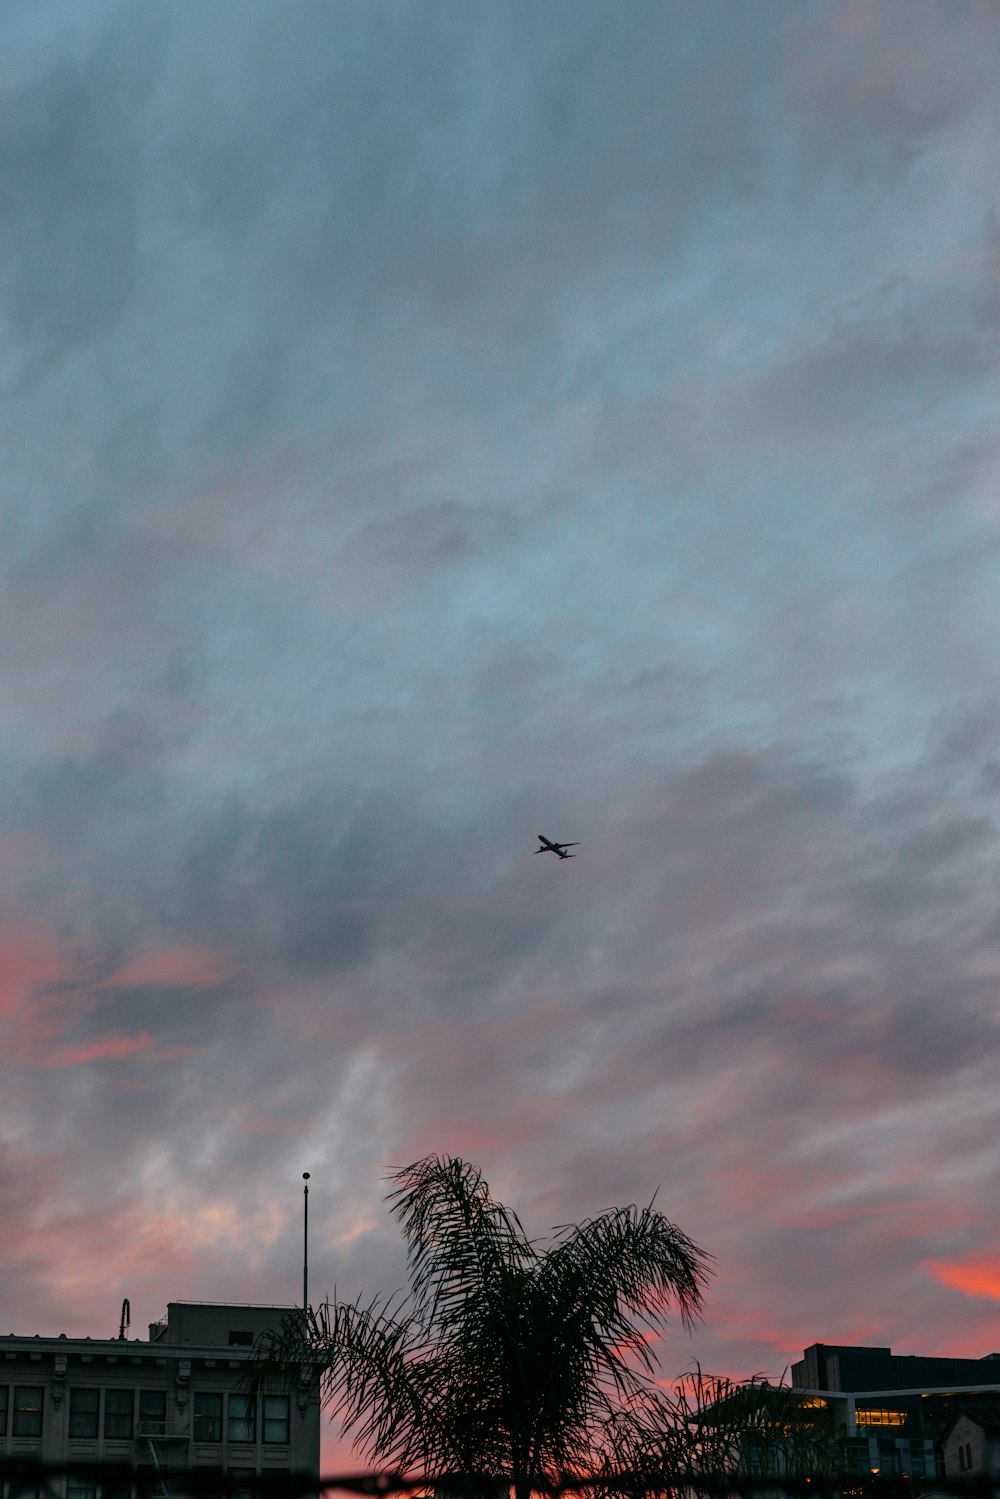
3,0,1000,1465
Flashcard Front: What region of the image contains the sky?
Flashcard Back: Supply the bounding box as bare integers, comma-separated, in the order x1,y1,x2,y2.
3,0,1000,1465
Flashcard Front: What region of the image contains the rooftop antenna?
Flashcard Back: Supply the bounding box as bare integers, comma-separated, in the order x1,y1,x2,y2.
302,1173,310,1313
118,1298,130,1341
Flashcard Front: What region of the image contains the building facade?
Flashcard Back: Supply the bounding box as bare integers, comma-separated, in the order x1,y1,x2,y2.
791,1342,1000,1480
0,1302,320,1496
940,1411,1000,1481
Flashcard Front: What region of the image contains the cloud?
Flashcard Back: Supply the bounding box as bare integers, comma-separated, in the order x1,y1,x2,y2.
2,0,1000,1421
105,945,237,989
39,1033,201,1068
924,1258,1000,1305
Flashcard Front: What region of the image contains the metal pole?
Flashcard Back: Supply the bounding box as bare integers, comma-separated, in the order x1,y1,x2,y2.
302,1172,310,1311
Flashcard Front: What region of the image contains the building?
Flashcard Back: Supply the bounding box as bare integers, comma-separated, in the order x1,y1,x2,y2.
792,1343,1000,1395
940,1411,1000,1481
791,1342,1000,1480
0,1301,320,1496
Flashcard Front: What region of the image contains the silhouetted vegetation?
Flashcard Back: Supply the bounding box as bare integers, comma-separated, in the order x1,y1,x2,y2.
244,1154,712,1499
602,1366,851,1495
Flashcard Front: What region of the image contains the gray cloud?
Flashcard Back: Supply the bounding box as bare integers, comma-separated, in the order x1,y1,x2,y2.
3,1,1000,1427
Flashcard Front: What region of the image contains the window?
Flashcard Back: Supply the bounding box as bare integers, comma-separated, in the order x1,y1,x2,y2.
101,1481,133,1499
68,1388,100,1439
261,1395,289,1445
856,1408,907,1429
0,1385,7,1437
12,1387,43,1438
193,1392,223,1442
66,1479,97,1499
104,1389,134,1440
138,1390,167,1436
228,1331,254,1347
191,1467,223,1499
229,1467,256,1499
227,1394,255,1443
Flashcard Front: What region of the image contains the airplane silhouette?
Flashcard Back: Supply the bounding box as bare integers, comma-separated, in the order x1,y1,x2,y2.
536,834,579,859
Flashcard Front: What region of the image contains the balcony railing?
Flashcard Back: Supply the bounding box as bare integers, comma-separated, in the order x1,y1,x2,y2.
137,1420,190,1440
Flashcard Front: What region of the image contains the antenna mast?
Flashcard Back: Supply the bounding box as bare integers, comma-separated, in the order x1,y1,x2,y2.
302,1173,310,1312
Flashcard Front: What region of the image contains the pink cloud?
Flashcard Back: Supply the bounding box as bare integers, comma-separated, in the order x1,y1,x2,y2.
37,1037,197,1073
0,927,71,1021
105,945,237,989
924,1256,1000,1304
45,1033,155,1065
0,923,85,1065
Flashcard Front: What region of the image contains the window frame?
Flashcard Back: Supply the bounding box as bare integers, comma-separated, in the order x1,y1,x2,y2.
227,1393,256,1444
66,1479,97,1499
12,1386,44,1438
261,1394,289,1445
138,1389,167,1437
68,1387,101,1440
191,1466,224,1499
104,1388,135,1440
228,1466,256,1499
193,1391,224,1443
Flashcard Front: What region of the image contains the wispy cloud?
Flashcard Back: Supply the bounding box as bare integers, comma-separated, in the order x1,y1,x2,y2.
2,0,1000,1431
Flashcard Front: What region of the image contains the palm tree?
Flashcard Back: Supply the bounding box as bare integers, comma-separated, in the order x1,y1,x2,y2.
245,1154,711,1499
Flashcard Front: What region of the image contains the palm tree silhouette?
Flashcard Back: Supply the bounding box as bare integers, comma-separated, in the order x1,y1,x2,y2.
246,1154,711,1499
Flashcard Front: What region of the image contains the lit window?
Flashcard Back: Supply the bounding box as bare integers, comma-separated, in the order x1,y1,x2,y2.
262,1396,289,1445
227,1394,256,1443
193,1392,223,1442
855,1408,907,1428
12,1387,43,1438
105,1389,134,1440
69,1388,100,1439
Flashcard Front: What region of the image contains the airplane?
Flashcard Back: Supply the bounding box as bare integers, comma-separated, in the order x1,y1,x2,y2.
536,834,579,859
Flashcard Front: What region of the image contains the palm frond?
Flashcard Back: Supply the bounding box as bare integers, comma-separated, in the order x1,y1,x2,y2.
243,1156,713,1499
241,1294,442,1471
238,1309,314,1399
387,1155,535,1331
545,1200,711,1338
